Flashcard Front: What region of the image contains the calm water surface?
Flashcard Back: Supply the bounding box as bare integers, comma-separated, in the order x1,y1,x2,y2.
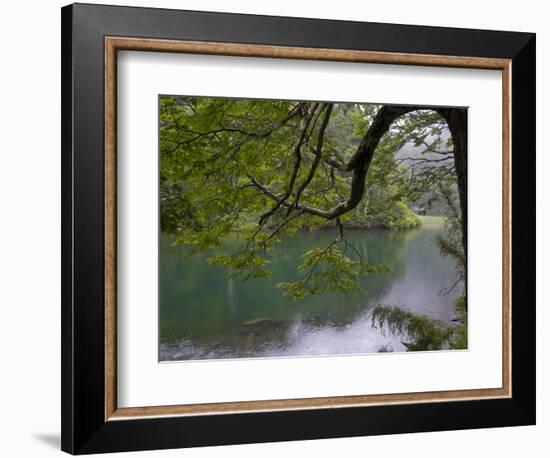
160,227,462,361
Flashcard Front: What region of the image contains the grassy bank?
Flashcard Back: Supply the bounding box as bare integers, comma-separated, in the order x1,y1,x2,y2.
417,215,445,228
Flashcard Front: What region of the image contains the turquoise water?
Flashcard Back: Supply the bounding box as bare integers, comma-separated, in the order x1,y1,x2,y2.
159,227,462,360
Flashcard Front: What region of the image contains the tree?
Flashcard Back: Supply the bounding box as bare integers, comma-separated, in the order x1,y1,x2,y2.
160,97,466,302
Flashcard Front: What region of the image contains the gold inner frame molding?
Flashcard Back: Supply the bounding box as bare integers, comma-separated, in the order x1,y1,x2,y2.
104,36,512,421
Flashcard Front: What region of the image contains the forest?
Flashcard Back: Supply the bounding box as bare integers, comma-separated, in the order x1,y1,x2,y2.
159,96,467,360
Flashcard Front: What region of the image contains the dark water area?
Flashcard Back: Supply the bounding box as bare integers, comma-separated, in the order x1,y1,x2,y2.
159,226,463,361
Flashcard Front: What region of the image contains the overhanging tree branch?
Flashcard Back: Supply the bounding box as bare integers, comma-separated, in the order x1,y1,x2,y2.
251,105,419,221
258,103,320,225
289,103,334,214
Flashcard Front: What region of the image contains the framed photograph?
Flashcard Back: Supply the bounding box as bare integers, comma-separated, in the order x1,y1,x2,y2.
61,3,536,454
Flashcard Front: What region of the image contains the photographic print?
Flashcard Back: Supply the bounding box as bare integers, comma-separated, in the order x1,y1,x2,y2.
159,96,468,361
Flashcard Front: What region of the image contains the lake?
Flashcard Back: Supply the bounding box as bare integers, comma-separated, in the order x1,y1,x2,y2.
159,225,463,361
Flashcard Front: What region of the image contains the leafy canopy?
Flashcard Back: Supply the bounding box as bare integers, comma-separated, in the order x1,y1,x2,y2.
160,96,457,298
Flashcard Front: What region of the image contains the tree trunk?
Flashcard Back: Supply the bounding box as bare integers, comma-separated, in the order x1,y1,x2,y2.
438,108,468,308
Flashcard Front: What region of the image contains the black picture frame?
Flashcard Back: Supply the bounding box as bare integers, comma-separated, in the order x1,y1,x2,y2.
61,3,536,454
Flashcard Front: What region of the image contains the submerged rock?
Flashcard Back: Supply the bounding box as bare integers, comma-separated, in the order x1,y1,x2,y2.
242,317,277,326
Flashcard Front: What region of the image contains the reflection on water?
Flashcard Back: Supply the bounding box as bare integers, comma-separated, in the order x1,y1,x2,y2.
160,227,462,361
